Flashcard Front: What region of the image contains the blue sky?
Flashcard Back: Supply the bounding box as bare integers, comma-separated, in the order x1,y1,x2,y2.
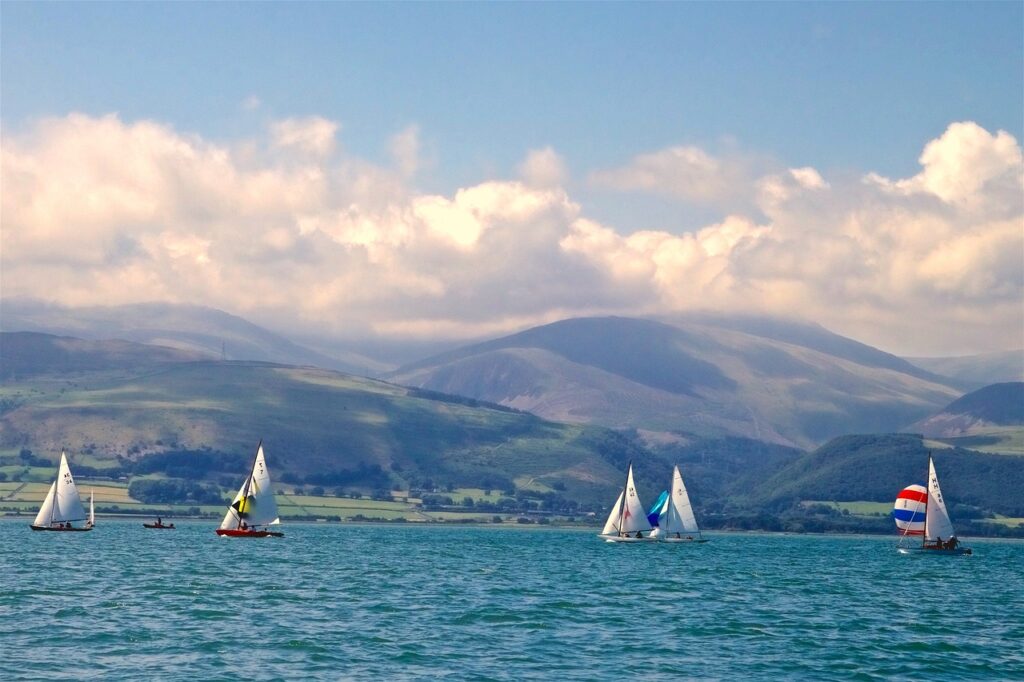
5,2,1020,185
2,2,1022,355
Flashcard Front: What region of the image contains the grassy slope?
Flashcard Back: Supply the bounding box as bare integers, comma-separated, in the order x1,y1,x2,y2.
0,361,631,503
752,433,1024,517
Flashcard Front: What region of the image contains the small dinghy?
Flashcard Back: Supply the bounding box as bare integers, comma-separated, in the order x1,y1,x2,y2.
650,465,707,543
30,451,93,532
894,454,971,556
598,460,655,542
144,517,175,529
215,441,283,538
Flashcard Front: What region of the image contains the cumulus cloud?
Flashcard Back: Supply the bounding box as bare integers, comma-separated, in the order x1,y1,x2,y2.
589,144,764,211
866,122,1023,208
1,114,1021,355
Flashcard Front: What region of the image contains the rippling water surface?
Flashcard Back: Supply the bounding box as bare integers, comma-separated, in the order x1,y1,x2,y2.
2,521,1022,680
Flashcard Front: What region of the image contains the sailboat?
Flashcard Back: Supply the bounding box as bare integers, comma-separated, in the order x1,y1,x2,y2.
30,451,93,532
598,460,654,542
894,454,971,555
216,441,283,538
650,465,707,543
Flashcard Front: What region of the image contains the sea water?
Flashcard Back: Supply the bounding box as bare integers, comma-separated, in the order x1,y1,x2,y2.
2,521,1021,680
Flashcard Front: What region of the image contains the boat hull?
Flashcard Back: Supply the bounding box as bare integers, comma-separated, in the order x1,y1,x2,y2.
30,525,93,532
660,537,708,543
897,546,972,555
216,528,284,538
143,524,175,529
598,534,656,543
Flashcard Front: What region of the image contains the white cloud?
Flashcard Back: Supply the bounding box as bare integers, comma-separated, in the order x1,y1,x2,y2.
270,116,339,157
518,147,567,188
1,114,1020,355
589,145,761,210
388,125,421,178
866,121,1023,209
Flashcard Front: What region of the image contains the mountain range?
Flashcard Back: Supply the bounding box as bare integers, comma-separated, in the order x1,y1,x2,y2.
0,298,385,375
2,325,1022,527
389,315,963,449
4,301,1022,452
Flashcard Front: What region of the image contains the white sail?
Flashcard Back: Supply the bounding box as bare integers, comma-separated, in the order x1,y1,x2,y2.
32,452,88,526
220,443,280,529
32,481,58,527
601,490,625,535
619,463,650,533
88,490,95,527
924,457,955,542
664,465,700,534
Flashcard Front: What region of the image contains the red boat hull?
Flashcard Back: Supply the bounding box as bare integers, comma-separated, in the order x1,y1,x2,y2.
215,528,283,538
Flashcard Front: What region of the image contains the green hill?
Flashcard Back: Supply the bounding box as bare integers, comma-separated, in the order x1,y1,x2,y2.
0,335,650,504
0,331,209,379
3,332,1020,536
751,433,1024,517
906,382,1024,455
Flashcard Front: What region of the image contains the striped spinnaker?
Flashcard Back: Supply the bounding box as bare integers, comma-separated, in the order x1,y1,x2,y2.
893,484,927,535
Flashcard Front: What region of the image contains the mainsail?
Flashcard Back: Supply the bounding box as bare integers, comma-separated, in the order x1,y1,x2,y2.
663,465,700,535
924,456,955,542
32,452,88,526
220,442,280,530
893,484,927,536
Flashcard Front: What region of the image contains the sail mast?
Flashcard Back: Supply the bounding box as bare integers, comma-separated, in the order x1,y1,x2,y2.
616,460,632,535
922,453,930,548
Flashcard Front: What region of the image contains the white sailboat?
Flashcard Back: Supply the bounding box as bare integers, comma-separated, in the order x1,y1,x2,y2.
216,441,283,537
86,489,95,529
651,465,707,543
896,454,971,555
598,461,654,542
30,451,92,532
